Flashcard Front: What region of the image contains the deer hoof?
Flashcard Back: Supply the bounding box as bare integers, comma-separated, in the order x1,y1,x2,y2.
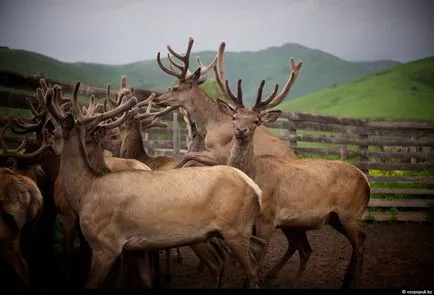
173,255,183,265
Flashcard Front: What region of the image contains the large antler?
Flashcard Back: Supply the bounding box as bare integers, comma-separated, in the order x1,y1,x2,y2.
105,75,134,107
0,124,50,165
133,94,177,121
156,37,218,82
9,80,49,134
70,82,138,127
214,42,302,112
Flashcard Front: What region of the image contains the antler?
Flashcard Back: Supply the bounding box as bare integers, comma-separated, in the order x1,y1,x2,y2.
133,93,178,121
0,124,50,164
105,75,133,107
214,41,302,112
252,58,302,112
157,37,218,82
9,80,49,134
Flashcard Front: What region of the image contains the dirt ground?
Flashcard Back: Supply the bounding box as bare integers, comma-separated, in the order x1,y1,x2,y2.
1,223,434,289
162,223,434,289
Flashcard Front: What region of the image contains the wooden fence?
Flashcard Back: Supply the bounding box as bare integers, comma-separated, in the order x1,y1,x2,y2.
1,71,433,223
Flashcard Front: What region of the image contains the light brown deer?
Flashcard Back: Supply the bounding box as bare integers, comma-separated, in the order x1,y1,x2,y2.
43,82,263,289
12,82,158,287
154,38,298,168
52,98,153,286
214,56,371,288
116,96,261,288
0,131,47,286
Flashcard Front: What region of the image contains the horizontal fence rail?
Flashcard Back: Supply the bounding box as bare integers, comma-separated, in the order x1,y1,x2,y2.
1,71,433,222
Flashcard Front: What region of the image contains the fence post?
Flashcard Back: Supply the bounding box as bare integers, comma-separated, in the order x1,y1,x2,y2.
172,111,180,155
358,126,369,174
410,134,417,164
287,119,297,150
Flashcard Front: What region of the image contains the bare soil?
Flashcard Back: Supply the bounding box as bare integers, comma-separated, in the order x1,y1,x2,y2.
164,223,434,289
1,223,433,289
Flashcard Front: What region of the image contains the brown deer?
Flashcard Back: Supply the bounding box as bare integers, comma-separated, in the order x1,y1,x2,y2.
116,96,260,288
214,57,371,288
154,37,298,168
4,86,60,288
0,131,48,286
43,82,263,289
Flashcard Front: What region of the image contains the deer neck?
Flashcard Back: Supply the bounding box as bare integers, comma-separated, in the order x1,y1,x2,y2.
87,141,112,172
182,87,227,138
228,134,257,179
121,121,151,162
59,126,109,212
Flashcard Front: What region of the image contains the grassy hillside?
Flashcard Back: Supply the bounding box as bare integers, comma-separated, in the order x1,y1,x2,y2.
0,43,400,103
280,56,434,120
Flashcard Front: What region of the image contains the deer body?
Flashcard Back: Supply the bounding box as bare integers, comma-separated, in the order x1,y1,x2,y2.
0,167,44,285
217,86,370,289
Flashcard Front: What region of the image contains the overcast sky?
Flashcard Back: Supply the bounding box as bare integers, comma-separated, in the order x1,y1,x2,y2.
0,0,433,65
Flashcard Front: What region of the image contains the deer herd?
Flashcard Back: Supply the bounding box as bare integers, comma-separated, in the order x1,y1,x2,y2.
0,37,370,289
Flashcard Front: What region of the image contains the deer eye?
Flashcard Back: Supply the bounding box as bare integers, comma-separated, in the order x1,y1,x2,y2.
254,119,260,125
232,115,236,121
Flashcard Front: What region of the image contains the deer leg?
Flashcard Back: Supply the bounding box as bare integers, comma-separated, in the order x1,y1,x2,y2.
135,251,153,289
329,215,366,289
61,210,78,283
84,250,118,289
2,237,29,285
264,228,298,281
190,241,224,287
221,229,258,289
161,249,173,284
252,220,276,283
208,238,234,288
174,247,183,264
149,250,162,288
289,230,311,288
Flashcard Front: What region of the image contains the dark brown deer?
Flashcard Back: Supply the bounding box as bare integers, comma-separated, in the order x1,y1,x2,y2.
0,130,48,286
154,38,298,168
214,57,370,288
3,83,60,288
43,82,263,289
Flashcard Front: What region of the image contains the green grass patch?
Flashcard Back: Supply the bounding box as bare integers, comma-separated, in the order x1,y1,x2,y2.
280,56,434,120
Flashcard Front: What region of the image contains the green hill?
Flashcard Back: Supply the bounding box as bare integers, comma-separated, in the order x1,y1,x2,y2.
0,43,400,102
279,56,434,120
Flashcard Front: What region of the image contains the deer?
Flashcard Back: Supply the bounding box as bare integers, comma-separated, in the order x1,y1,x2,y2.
212,51,371,288
154,37,299,169
109,76,236,285
114,94,261,288
2,87,61,288
10,81,161,288
42,81,263,289
0,131,48,287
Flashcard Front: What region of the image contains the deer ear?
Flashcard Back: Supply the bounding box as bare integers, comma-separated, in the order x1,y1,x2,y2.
60,114,75,130
90,126,106,141
191,68,201,82
216,99,236,117
260,110,281,123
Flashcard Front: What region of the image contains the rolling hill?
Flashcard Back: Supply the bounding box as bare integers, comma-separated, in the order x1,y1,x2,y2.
0,43,400,104
279,56,434,120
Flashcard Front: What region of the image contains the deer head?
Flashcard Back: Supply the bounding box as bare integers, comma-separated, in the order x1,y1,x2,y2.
215,42,302,142
43,82,139,156
154,37,218,107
